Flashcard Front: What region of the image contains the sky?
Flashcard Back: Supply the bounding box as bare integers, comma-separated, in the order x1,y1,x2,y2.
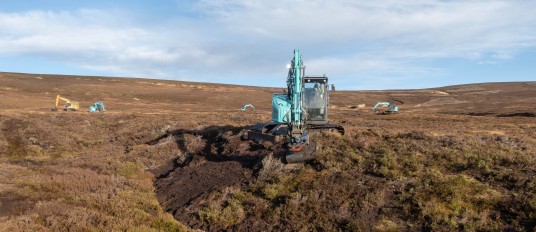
0,0,535,90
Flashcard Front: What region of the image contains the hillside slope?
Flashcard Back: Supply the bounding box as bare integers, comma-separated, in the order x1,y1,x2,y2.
0,72,535,231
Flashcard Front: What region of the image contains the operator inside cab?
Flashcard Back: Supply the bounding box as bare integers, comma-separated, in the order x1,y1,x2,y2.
305,82,326,120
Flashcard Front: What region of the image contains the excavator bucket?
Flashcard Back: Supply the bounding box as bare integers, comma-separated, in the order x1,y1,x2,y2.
244,122,287,144
285,141,318,163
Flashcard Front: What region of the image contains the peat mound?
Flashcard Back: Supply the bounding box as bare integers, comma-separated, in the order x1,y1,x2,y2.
154,155,255,228
150,125,282,229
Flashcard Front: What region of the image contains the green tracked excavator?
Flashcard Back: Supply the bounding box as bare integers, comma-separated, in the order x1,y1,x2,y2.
245,49,344,163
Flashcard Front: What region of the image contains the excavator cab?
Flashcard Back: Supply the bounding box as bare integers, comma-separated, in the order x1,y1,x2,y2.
303,76,329,124
272,76,330,124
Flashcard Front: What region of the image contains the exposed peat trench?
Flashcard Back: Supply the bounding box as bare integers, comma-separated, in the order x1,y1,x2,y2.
150,126,275,228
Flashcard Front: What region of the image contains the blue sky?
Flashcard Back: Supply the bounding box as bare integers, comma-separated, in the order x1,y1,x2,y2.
1,0,535,90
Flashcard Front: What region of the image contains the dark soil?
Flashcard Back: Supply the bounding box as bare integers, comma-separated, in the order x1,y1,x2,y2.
151,126,272,230
154,155,256,228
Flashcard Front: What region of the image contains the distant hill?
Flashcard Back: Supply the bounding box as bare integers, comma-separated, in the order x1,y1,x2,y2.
1,71,534,117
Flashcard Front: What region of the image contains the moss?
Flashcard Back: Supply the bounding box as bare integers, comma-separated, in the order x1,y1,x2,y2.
371,149,403,179
261,183,283,200
414,173,502,230
198,198,245,228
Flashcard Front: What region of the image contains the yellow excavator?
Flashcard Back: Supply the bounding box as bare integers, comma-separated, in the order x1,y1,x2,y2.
53,95,79,111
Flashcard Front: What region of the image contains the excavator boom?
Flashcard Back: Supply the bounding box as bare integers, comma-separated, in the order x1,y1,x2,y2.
372,100,399,113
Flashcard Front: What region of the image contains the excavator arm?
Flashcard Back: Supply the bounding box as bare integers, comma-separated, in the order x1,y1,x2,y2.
372,101,399,113
372,102,390,111
284,49,320,162
54,95,79,111
288,49,307,137
56,95,71,108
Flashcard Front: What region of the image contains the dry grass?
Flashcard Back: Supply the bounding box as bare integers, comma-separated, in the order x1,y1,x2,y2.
1,111,534,231
0,72,534,231
191,114,535,231
0,113,194,231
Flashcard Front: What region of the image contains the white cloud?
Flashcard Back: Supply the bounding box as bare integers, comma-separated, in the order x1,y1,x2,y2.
192,0,536,88
1,0,536,89
0,9,218,78
198,0,536,54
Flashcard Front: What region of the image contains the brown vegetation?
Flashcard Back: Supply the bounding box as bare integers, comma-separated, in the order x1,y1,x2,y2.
0,72,535,231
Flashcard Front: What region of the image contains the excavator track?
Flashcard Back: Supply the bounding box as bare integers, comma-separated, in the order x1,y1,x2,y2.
308,123,345,135
244,122,343,163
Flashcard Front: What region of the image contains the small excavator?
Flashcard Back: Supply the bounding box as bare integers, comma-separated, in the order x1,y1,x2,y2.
89,101,106,112
53,95,79,111
245,49,344,163
372,99,403,114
